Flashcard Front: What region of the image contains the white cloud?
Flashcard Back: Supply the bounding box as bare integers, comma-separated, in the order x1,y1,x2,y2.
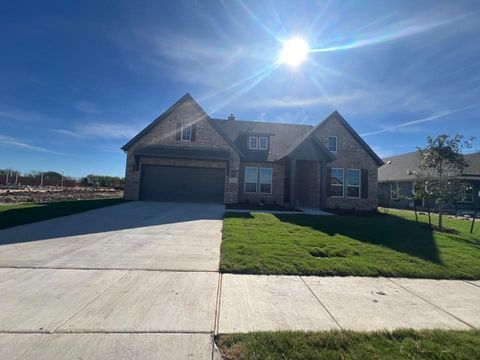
245,92,364,109
0,134,68,155
74,100,100,114
0,109,57,123
53,122,142,140
361,108,468,137
370,145,396,159
310,13,468,53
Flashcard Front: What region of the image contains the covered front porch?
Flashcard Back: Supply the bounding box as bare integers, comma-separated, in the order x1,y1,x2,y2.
282,135,335,209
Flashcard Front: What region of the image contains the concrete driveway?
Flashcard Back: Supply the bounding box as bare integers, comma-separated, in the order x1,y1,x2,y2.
0,201,224,360
0,201,224,271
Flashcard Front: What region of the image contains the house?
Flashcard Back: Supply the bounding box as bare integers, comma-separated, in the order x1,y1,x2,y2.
122,94,383,210
378,151,480,212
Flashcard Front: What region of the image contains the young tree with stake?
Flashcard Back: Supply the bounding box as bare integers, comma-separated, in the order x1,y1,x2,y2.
409,134,473,231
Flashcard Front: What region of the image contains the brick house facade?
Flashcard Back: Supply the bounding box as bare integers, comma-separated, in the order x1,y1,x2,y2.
122,94,383,210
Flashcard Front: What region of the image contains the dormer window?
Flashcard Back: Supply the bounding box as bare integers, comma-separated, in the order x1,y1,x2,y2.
259,136,268,150
328,136,337,152
248,135,269,150
248,136,258,149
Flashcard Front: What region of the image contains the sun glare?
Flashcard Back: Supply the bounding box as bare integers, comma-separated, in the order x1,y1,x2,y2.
279,37,309,66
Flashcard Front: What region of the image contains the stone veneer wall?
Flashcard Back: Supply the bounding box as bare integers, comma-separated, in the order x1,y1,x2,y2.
315,117,379,211
123,98,240,203
238,162,285,205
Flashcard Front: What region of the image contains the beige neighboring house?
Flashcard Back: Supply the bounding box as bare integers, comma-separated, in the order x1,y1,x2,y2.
122,94,383,210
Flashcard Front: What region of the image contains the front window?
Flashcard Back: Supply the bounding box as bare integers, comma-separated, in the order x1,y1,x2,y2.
248,136,258,150
391,182,400,200
330,168,344,197
328,136,337,152
259,168,272,194
244,167,273,194
181,124,192,141
459,183,473,203
346,169,360,198
258,137,268,150
244,167,258,193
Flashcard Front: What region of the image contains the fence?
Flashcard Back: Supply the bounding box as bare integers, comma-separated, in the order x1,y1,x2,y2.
0,174,77,188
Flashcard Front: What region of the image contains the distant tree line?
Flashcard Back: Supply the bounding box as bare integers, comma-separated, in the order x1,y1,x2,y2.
0,169,124,189
79,174,124,189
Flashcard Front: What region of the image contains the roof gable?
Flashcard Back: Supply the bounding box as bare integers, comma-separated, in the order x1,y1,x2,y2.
316,111,384,166
121,94,242,156
279,111,383,166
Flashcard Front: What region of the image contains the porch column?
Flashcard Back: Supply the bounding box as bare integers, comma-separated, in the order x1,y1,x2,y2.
289,158,296,207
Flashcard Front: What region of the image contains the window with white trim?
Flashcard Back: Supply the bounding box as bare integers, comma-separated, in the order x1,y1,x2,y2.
346,169,360,198
459,183,473,203
244,167,258,193
181,124,192,141
258,136,268,150
248,136,258,150
259,168,272,194
328,136,337,152
330,168,344,197
391,182,400,200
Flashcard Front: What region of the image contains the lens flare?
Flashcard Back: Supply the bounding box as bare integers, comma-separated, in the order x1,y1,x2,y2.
279,37,309,66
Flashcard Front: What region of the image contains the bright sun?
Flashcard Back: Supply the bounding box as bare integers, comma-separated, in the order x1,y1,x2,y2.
279,37,309,66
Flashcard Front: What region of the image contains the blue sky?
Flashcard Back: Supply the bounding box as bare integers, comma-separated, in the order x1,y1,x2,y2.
1,0,479,177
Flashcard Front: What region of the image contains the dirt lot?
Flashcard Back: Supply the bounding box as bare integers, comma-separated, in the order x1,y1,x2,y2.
0,187,123,204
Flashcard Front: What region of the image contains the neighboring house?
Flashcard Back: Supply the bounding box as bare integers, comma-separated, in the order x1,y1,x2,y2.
378,151,480,212
122,94,383,210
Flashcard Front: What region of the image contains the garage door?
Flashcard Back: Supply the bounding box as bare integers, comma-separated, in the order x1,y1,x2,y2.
139,165,225,203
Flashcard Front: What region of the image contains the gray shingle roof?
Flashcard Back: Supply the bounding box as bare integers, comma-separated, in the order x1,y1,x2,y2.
212,110,384,166
122,94,382,166
211,119,313,162
379,151,480,182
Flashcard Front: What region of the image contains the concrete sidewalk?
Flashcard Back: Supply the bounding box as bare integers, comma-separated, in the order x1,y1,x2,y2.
1,269,479,359
218,274,480,333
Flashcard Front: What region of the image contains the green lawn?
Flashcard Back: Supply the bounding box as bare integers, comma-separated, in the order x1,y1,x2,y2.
220,209,480,279
216,330,480,360
0,198,127,229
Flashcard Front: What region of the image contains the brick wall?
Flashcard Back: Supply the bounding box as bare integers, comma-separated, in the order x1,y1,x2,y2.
315,116,379,211
124,98,240,202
